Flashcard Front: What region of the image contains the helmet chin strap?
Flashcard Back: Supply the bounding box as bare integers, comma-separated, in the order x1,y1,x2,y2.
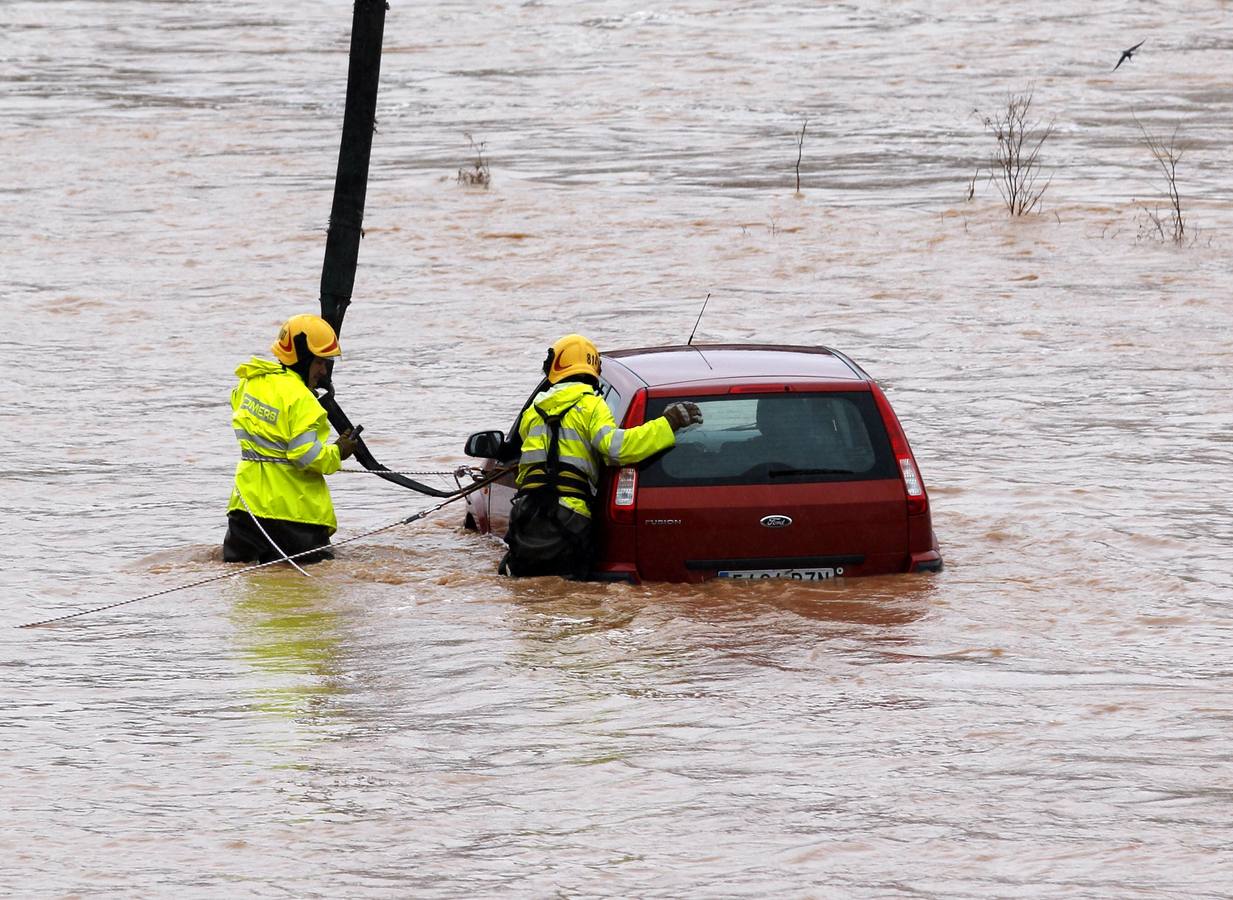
288,333,315,383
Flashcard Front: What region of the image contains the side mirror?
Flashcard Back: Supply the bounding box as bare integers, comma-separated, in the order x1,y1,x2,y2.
464,429,506,459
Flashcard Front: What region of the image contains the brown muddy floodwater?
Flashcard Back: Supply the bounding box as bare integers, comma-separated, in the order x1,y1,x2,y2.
3,1,1232,896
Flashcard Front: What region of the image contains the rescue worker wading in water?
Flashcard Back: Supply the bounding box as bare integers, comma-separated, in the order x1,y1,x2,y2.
223,314,358,564
500,334,703,578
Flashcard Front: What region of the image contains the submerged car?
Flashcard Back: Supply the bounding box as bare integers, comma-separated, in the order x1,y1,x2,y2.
463,344,942,583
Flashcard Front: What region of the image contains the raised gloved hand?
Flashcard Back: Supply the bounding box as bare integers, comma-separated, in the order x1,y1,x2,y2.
335,428,359,461
663,401,703,432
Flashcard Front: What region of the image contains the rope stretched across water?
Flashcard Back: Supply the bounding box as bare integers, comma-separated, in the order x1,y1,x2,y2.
17,466,512,629
0,465,474,478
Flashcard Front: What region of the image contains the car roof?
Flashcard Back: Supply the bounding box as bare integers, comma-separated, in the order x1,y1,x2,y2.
602,344,869,389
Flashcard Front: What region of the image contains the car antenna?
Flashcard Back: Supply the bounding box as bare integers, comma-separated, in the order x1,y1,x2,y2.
686,293,713,369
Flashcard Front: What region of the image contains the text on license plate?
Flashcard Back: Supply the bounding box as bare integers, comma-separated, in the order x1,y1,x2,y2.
718,567,844,580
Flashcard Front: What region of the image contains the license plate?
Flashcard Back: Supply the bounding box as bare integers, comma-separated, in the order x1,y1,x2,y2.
717,567,843,580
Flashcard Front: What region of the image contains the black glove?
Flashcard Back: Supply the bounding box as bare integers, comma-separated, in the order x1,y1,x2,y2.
335,428,359,461
664,401,703,432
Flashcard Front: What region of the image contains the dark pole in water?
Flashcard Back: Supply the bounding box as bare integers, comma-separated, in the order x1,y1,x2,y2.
319,0,388,336
313,2,454,498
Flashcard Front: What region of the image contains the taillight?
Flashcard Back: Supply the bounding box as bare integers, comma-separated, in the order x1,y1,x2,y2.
871,383,929,516
623,388,647,426
610,467,638,523
614,467,637,505
607,390,647,524
898,457,926,514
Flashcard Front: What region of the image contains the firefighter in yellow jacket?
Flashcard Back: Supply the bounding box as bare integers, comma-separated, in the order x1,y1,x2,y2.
223,315,358,564
501,334,702,578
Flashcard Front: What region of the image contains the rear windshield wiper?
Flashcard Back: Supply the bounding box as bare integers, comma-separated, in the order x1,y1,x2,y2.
768,467,856,477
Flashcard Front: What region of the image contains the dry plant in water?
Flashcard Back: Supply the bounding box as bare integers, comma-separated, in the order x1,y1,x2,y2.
1134,118,1187,244
457,133,491,188
794,119,807,193
979,91,1054,215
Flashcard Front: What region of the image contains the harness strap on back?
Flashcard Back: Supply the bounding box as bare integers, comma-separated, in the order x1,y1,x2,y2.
540,402,565,479
519,399,594,503
506,397,597,577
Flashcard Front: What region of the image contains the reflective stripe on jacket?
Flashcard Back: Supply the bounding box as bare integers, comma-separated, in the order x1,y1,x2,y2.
227,357,341,532
516,381,675,518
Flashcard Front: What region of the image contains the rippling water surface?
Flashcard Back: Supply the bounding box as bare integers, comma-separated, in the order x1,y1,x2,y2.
3,1,1233,896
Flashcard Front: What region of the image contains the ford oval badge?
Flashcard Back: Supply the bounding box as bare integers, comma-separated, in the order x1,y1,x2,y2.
760,515,793,528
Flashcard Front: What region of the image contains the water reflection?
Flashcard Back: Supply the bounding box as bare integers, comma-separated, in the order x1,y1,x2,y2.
498,573,934,685
226,571,348,724
681,574,937,627
501,572,933,626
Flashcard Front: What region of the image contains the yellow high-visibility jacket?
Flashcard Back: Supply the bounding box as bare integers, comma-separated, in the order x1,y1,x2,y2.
227,357,342,532
516,382,675,518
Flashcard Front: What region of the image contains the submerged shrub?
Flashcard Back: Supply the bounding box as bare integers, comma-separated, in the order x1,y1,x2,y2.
457,133,491,188
979,90,1054,216
1135,118,1187,244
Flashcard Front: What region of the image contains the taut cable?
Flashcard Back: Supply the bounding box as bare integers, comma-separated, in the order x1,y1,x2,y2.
18,466,512,629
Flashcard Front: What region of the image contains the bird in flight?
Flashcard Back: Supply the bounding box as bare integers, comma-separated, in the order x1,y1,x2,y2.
1114,39,1145,71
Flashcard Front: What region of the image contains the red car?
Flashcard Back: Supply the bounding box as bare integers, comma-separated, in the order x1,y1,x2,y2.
463,344,942,582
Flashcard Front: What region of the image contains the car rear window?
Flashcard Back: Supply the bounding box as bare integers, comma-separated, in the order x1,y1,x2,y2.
639,391,897,487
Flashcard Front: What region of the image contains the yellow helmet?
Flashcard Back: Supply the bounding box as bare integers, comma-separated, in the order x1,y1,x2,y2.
545,333,600,384
271,314,341,365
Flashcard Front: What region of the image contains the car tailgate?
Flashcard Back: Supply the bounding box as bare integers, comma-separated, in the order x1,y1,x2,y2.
634,480,908,582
